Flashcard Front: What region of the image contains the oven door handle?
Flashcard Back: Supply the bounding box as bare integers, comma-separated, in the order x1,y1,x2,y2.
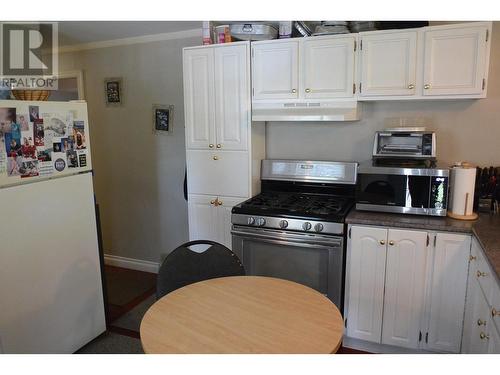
231,228,342,248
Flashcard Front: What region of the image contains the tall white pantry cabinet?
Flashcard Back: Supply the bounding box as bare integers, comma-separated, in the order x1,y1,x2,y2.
183,41,265,249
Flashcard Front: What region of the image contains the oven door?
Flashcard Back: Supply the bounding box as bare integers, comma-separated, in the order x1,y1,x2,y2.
231,225,344,309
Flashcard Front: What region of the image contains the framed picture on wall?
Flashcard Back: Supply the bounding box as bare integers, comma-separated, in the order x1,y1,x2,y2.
152,104,174,134
104,77,123,106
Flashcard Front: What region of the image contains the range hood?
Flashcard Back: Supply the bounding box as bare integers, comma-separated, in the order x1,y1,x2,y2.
252,100,360,122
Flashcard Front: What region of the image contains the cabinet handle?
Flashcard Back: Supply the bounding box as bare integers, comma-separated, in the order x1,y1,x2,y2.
210,199,216,205
291,89,297,93
379,240,386,245
217,199,223,206
213,155,219,161
388,240,395,246
424,84,430,89
477,270,487,278
492,308,500,317
216,144,222,149
209,144,214,148
305,88,311,93
477,318,487,326
408,84,415,89
480,332,490,340
470,255,477,261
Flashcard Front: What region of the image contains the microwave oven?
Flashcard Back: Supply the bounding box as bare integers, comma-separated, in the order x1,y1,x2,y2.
356,163,449,216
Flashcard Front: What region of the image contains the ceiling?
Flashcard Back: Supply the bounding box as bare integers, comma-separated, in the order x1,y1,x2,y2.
56,21,202,46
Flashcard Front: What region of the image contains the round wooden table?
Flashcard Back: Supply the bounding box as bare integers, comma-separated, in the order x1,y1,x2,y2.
140,276,344,353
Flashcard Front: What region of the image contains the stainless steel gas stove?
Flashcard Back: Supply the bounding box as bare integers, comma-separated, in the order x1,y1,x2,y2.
231,159,358,309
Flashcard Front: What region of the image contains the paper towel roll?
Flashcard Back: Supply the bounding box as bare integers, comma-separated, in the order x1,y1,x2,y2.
450,166,477,216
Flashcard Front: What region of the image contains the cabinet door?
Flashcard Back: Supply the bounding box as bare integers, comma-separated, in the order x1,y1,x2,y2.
382,229,427,349
425,233,471,353
186,150,250,198
422,25,488,96
214,44,249,151
345,226,387,343
465,279,492,353
187,194,218,242
359,31,417,96
215,196,245,250
252,41,299,100
184,48,216,149
301,36,355,98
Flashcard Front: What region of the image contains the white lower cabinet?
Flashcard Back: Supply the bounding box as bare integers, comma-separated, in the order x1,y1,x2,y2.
381,229,427,349
188,194,244,250
346,225,472,353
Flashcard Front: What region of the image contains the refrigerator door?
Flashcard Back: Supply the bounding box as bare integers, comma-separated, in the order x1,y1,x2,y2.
0,171,105,353
0,100,92,188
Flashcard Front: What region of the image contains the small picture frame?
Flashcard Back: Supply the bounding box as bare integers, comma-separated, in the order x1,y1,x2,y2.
104,78,123,106
153,104,174,134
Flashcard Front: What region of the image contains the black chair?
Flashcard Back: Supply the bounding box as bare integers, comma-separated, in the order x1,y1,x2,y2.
156,240,245,299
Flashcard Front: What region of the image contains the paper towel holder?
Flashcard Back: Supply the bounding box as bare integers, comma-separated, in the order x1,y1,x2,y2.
447,162,479,221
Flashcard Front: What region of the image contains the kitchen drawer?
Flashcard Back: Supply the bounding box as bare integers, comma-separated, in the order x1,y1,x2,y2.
187,150,250,198
471,237,495,306
491,281,500,333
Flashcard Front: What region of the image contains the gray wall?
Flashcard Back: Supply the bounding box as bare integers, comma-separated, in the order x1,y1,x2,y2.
59,36,199,263
267,21,500,167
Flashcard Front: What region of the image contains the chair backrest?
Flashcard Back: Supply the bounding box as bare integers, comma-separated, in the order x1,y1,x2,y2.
156,240,245,299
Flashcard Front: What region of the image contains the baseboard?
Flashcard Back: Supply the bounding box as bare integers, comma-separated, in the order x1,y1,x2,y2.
104,254,159,274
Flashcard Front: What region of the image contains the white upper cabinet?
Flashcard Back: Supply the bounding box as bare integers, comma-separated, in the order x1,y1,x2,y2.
381,229,428,349
301,36,356,98
422,24,489,96
252,41,299,100
358,30,417,97
214,44,249,151
425,233,471,353
345,226,387,343
184,42,249,151
184,48,216,149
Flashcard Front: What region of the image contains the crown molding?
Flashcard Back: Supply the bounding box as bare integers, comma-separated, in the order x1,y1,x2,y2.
58,28,202,53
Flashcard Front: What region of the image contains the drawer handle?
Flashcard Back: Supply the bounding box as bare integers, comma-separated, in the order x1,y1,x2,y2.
379,240,386,245
477,318,487,326
493,308,500,317
210,199,216,205
408,84,415,89
216,144,222,149
305,88,311,93
424,84,431,89
480,332,490,340
388,240,395,246
291,89,297,93
470,255,477,261
477,270,487,278
209,144,214,148
213,156,219,161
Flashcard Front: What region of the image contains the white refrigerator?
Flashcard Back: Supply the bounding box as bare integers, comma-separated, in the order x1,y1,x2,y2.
0,99,106,353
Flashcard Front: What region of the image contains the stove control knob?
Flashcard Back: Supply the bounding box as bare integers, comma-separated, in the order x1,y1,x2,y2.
279,220,288,229
256,217,266,227
302,222,312,231
247,217,255,225
314,223,324,232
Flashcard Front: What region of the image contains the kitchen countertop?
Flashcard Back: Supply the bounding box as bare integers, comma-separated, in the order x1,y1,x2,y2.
346,209,500,282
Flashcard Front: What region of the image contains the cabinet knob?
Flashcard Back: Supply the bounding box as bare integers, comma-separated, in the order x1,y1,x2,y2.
210,199,216,205
217,199,223,206
216,144,222,149
408,84,415,89
480,332,490,340
213,155,219,160
477,318,487,326
470,255,477,261
492,308,500,317
209,144,214,148
477,270,487,278
291,89,297,93
424,84,431,89
388,240,395,246
379,240,386,245
305,88,311,93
